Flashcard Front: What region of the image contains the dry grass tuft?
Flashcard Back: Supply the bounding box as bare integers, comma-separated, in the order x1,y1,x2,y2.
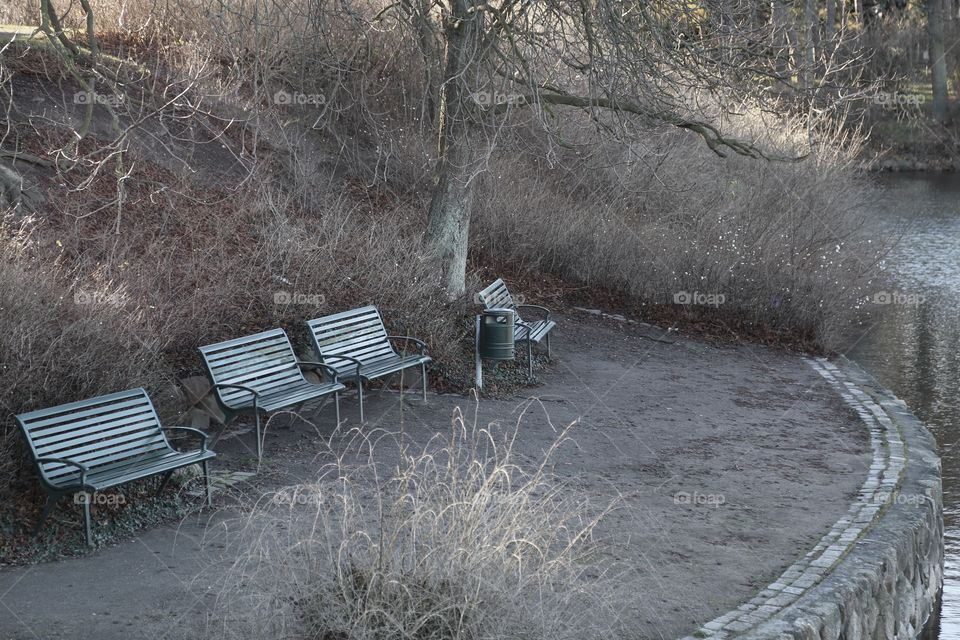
213,404,630,640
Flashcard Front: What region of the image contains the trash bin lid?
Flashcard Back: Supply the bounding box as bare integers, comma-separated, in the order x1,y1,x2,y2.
483,308,515,316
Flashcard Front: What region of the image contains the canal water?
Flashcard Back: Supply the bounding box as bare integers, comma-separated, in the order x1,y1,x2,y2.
845,173,960,638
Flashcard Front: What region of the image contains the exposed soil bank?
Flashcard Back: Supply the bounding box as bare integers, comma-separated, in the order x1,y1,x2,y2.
0,313,872,639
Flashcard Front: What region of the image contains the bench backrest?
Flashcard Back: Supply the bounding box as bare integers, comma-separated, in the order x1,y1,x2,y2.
15,388,171,487
199,328,304,409
306,306,395,375
477,278,518,313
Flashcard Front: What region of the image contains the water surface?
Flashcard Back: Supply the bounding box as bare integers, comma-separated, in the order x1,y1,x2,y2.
846,172,960,639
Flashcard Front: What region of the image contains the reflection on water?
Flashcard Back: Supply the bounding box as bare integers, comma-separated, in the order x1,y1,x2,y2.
846,173,960,639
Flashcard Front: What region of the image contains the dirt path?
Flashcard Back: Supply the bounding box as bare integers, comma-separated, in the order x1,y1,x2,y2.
0,313,870,639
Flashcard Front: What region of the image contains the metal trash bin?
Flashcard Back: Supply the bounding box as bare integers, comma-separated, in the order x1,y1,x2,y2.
478,308,515,360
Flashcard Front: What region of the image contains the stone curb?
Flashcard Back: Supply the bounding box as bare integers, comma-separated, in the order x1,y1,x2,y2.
680,356,943,640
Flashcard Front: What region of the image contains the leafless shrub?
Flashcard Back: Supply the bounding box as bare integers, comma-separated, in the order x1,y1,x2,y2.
472,113,883,348
0,145,457,499
0,215,163,495
213,404,630,640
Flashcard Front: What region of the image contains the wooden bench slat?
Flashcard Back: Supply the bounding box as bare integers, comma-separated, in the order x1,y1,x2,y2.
257,385,338,412
323,342,396,359
312,330,388,350
484,287,512,301
307,307,384,329
45,438,170,476
204,359,298,380
516,319,556,344
29,405,157,442
320,337,393,353
477,279,555,378
314,317,385,336
314,329,388,350
478,279,555,344
201,332,291,352
82,451,210,488
60,448,172,473
199,328,345,458
16,389,148,423
326,350,397,367
198,328,290,354
219,376,315,407
307,306,431,421
48,450,210,489
310,315,384,334
22,396,152,432
318,314,385,330
46,453,165,484
217,366,304,391
306,305,380,323
201,341,294,368
68,442,171,470
204,357,295,381
16,387,216,546
477,279,516,310
34,417,161,454
38,426,167,460
355,355,430,379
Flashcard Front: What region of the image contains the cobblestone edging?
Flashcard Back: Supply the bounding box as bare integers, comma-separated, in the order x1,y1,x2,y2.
681,356,943,640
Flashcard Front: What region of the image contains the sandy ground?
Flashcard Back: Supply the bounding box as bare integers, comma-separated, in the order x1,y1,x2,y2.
0,312,870,639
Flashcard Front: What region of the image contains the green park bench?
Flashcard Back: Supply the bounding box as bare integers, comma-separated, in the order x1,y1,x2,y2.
306,305,431,422
15,387,215,546
199,328,345,460
477,278,556,377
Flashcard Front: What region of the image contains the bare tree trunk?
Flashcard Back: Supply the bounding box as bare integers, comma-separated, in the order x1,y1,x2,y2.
788,24,802,78
424,133,478,300
826,0,836,39
928,0,950,122
771,0,793,80
414,0,439,126
802,0,818,89
423,0,483,300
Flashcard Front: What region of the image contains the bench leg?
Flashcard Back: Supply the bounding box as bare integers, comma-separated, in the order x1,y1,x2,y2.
357,376,364,423
33,492,60,537
201,460,212,507
546,333,551,360
254,411,263,462
527,340,533,379
82,493,93,546
421,362,428,403
156,470,174,497
334,390,341,426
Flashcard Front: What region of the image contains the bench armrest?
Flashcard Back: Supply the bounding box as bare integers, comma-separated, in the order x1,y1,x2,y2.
34,457,89,487
313,354,363,378
516,304,551,321
297,360,341,383
161,426,209,452
387,336,429,355
209,382,260,411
